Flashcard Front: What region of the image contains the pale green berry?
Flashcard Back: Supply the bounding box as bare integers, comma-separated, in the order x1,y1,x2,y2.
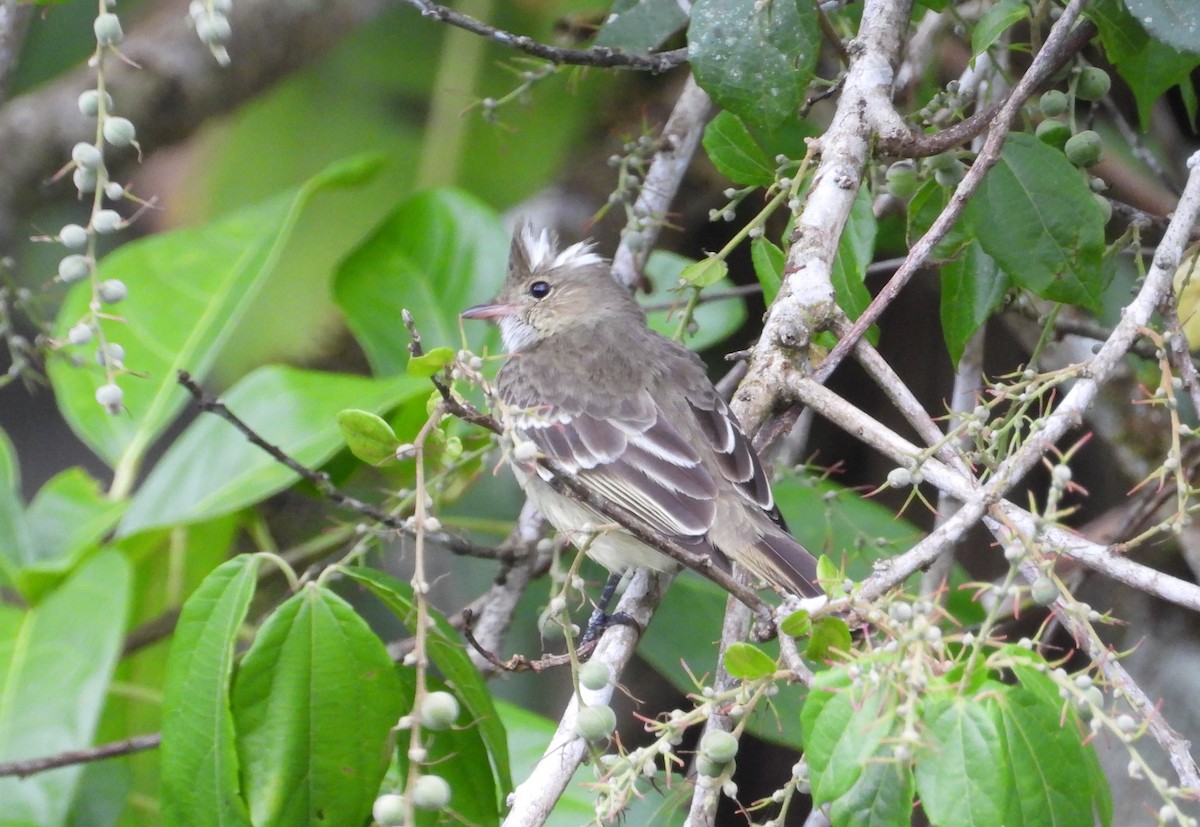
410,775,451,811
418,691,459,731
72,142,103,169
105,181,125,200
95,343,125,367
93,13,124,46
885,160,919,199
67,323,93,345
78,90,113,117
92,210,122,234
1030,576,1058,606
886,467,912,488
1076,67,1111,101
372,793,407,826
1035,119,1071,150
579,660,611,691
196,13,232,44
1039,90,1068,117
59,224,88,249
73,167,98,193
696,754,727,777
575,704,617,742
58,255,91,284
95,383,124,412
103,117,136,147
1064,131,1102,167
700,729,739,764
98,279,127,304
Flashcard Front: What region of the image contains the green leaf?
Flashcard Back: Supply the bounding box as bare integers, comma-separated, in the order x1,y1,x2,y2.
723,642,777,680
831,186,878,338
48,156,378,473
161,555,259,827
972,0,1029,57
688,0,820,131
337,409,401,465
1126,0,1200,54
702,112,777,187
917,696,1006,827
0,551,130,826
342,566,513,797
779,609,811,638
1089,0,1200,128
232,585,404,827
940,241,1011,367
828,741,915,827
679,257,729,288
802,667,898,805
751,237,785,305
406,346,456,378
120,367,426,536
0,428,31,585
806,616,852,662
966,133,1106,311
642,251,748,350
334,189,507,375
773,476,924,579
907,178,971,260
594,0,688,53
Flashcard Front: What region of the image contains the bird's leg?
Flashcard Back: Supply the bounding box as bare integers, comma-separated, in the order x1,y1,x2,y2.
580,571,641,645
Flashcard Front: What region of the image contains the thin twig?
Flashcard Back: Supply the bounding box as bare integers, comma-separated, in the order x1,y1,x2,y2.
400,0,686,73
0,734,160,779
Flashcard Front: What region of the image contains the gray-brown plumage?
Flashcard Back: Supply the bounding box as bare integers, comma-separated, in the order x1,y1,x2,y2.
462,225,819,598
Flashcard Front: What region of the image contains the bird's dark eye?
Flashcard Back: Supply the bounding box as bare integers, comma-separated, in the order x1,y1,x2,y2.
529,280,551,299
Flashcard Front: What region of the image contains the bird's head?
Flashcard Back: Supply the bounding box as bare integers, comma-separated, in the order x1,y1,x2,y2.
462,224,641,352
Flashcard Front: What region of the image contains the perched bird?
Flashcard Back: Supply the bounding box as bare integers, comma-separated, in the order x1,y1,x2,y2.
462,225,820,599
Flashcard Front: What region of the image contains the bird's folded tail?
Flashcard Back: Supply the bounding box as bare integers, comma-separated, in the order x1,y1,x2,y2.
749,529,821,598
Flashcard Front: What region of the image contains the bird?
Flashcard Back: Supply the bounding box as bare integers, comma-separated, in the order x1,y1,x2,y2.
461,224,820,601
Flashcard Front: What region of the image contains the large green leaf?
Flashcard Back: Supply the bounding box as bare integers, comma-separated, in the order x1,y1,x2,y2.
917,695,1007,827
333,188,507,375
1089,0,1200,128
687,0,820,131
966,133,1106,310
342,566,512,798
0,551,130,827
1125,0,1200,54
940,241,1011,367
232,585,404,827
594,0,688,53
828,742,914,827
702,111,777,187
48,156,381,478
119,367,426,536
160,555,259,827
830,186,877,332
0,428,31,585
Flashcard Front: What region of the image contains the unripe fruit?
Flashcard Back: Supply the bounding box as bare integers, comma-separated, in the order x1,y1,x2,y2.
579,660,611,691
95,343,125,367
410,775,451,810
73,167,98,194
1035,119,1071,150
1064,130,1102,167
934,163,963,188
103,117,136,147
700,729,739,764
575,704,617,742
58,255,91,284
93,13,124,46
418,691,459,731
1038,90,1068,117
98,279,128,304
77,90,113,117
1094,193,1112,225
1030,576,1058,606
68,323,93,345
196,13,232,44
1076,67,1111,101
95,382,124,412
105,181,126,200
59,224,88,249
372,793,407,826
72,142,103,169
696,754,728,777
92,210,122,234
885,160,919,199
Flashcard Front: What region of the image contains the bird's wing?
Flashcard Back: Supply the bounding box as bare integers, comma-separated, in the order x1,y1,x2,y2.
685,391,777,515
507,389,720,539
